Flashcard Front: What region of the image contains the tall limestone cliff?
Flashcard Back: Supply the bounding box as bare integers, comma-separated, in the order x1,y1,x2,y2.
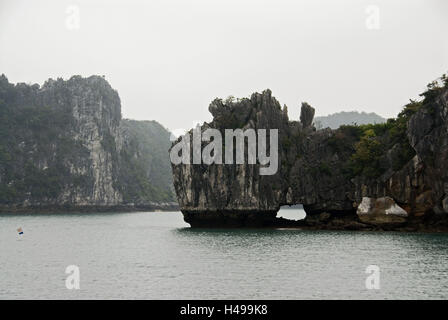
171,75,448,230
0,74,176,212
171,90,289,226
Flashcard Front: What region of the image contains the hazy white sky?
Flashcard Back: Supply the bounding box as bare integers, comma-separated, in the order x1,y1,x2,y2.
1,0,447,132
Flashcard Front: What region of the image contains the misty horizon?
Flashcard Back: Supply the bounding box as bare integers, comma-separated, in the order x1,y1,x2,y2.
1,0,447,133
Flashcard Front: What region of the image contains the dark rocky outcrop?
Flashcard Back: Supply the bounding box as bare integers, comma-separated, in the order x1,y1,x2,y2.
0,74,177,212
300,102,315,128
171,78,448,231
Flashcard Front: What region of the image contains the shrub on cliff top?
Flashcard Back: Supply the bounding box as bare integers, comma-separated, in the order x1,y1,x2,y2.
342,72,448,179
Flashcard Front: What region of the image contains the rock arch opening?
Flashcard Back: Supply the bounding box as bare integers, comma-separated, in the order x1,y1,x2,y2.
278,205,306,220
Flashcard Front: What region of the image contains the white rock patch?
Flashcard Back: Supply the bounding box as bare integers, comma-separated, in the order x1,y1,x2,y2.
357,197,373,215
385,203,408,217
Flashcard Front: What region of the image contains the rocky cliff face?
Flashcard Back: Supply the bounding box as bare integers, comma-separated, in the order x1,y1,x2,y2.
172,91,289,226
171,79,448,230
0,74,176,212
407,88,448,215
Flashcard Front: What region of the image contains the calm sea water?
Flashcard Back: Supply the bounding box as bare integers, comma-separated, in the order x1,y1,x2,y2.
0,209,447,299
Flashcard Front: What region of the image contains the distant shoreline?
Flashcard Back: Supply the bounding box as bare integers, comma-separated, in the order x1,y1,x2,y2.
0,203,180,214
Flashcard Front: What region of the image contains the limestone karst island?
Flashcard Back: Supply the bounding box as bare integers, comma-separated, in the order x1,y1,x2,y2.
1,73,448,232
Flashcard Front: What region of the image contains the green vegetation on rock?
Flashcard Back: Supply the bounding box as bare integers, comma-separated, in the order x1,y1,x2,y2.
0,74,175,210
340,75,448,179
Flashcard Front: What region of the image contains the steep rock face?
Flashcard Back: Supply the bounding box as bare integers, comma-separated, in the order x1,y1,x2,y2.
287,127,355,215
41,76,123,205
171,85,448,230
118,119,175,206
0,75,175,212
172,90,288,226
171,89,358,227
407,88,448,215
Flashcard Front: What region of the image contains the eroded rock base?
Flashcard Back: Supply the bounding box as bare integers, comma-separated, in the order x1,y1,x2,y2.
182,210,306,228
182,210,448,231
